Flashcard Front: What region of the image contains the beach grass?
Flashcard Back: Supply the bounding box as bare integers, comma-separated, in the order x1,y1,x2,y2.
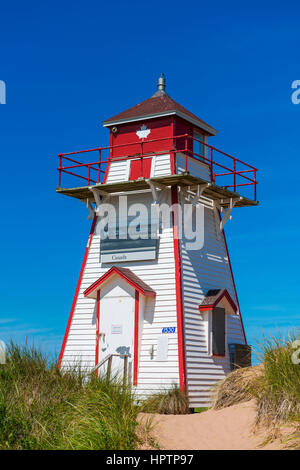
0,342,139,450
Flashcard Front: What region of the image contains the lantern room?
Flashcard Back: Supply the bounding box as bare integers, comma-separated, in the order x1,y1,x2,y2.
57,74,258,205
102,73,217,181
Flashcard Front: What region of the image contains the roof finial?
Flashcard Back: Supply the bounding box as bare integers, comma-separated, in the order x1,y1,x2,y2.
157,73,166,92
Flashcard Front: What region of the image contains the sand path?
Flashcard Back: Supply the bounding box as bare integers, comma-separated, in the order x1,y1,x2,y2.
139,400,288,450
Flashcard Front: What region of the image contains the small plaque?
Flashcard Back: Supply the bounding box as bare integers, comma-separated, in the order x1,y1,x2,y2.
111,324,122,335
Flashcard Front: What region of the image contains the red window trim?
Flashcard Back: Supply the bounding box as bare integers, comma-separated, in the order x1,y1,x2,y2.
198,290,237,314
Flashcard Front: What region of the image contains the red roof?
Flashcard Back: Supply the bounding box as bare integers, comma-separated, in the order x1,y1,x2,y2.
103,92,217,135
198,289,237,313
84,266,156,299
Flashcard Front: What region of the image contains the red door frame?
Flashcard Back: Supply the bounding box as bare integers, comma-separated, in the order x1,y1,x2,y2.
94,286,141,386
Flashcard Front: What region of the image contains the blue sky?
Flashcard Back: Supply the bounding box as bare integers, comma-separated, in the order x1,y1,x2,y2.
0,0,299,360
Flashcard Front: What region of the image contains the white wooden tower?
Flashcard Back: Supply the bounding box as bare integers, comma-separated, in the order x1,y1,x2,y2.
57,75,258,407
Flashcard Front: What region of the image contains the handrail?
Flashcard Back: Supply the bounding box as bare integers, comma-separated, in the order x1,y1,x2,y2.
91,353,129,384
57,134,258,200
92,353,112,372
92,353,128,372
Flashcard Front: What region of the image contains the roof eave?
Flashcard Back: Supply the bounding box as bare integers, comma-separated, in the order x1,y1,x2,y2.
198,289,238,314
84,267,156,299
103,110,218,136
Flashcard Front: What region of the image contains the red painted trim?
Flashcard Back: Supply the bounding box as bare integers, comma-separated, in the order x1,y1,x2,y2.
95,290,100,375
219,290,238,313
58,134,258,201
170,116,176,174
170,153,176,174
102,132,113,183
171,186,186,392
129,157,152,180
198,305,214,312
133,290,139,386
220,211,247,344
102,161,111,184
198,289,237,313
57,214,98,369
84,266,156,298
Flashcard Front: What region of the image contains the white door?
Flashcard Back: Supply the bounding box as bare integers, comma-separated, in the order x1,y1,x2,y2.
99,295,134,382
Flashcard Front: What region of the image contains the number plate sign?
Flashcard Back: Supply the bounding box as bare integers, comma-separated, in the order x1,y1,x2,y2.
161,327,176,334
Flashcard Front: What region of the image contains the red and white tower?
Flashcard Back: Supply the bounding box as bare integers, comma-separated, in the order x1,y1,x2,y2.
57,75,258,407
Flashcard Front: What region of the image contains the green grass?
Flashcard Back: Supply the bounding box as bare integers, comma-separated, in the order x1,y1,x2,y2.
194,407,209,413
213,331,300,448
255,332,300,423
140,384,190,414
0,342,140,450
3,332,298,449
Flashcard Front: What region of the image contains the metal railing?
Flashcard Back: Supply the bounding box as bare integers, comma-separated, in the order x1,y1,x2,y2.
57,134,258,200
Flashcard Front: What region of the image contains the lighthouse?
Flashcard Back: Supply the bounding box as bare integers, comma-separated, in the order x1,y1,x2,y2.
57,75,258,407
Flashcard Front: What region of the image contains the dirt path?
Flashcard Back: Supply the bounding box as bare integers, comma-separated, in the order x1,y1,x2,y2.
139,400,289,450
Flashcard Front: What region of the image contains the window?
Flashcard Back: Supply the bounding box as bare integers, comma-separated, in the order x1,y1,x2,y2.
193,131,206,162
211,307,225,356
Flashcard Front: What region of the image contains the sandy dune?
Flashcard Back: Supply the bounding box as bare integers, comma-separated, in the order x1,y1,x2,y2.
139,400,289,450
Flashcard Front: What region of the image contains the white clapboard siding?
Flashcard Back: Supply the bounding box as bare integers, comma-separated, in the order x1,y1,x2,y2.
105,154,171,184
151,154,171,177
105,159,129,183
61,145,246,408
61,190,180,395
179,195,245,407
176,153,211,181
